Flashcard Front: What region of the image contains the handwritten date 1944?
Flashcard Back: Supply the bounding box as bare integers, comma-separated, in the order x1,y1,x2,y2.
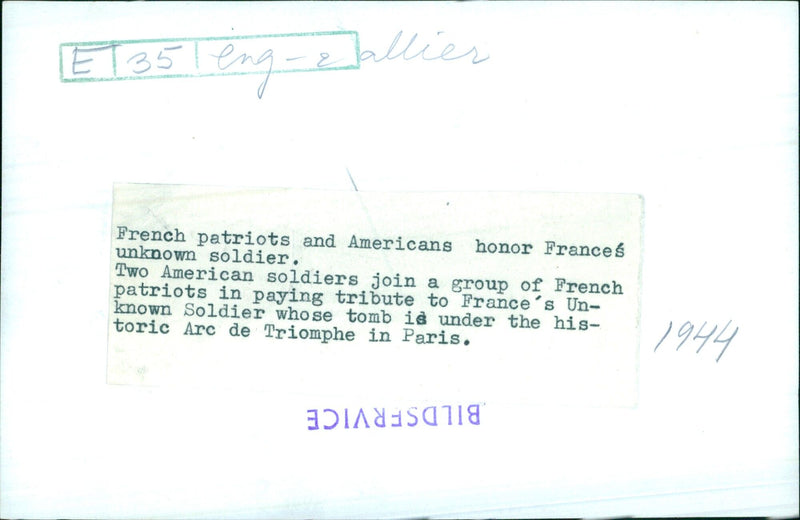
654,320,738,362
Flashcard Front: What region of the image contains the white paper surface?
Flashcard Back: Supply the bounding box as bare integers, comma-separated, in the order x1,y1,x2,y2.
2,2,798,518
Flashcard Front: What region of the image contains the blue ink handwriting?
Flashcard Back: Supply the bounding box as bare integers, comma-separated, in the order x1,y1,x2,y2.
654,319,739,362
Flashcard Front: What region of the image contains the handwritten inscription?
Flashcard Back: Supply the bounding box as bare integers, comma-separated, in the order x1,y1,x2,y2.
654,320,739,362
59,31,359,98
60,30,489,98
360,30,489,64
